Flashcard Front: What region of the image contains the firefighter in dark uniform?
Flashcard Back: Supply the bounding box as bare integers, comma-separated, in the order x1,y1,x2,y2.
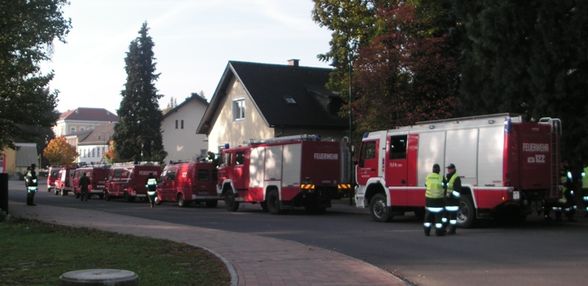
554,170,576,221
25,164,38,206
444,163,461,234
543,170,576,221
79,172,91,202
424,164,445,236
146,173,157,208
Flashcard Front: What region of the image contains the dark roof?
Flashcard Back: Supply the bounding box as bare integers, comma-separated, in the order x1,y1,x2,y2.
162,93,208,120
78,122,115,145
197,61,347,134
59,107,118,122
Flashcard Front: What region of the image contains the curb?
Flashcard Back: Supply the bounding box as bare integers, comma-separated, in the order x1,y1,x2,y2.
199,246,238,286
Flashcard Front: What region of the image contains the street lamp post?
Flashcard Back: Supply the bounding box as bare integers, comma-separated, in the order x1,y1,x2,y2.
347,47,354,206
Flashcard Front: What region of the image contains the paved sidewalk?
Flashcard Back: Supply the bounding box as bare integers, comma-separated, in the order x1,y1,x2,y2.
9,202,407,286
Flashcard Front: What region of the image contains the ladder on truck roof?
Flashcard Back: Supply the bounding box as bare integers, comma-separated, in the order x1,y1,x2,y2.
247,134,322,145
539,117,562,200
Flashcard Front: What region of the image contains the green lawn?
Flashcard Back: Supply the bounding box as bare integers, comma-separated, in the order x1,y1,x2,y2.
0,219,230,286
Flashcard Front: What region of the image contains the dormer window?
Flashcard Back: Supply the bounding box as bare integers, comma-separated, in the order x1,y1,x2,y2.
284,97,296,104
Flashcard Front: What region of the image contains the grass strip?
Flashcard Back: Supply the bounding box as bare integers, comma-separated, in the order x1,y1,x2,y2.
0,219,229,286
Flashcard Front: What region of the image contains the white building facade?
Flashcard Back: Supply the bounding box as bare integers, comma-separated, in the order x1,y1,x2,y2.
161,94,209,162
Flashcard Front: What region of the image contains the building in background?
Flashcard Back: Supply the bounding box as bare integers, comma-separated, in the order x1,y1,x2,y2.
197,60,348,152
161,93,208,162
53,107,118,137
0,143,38,177
66,122,115,165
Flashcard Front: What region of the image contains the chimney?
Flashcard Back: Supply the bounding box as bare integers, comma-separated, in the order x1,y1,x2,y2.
288,59,300,67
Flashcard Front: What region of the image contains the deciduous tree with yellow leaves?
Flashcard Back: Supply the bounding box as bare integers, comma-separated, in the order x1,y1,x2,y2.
43,136,78,165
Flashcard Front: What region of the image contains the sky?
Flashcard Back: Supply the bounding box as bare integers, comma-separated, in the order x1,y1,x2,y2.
48,0,333,114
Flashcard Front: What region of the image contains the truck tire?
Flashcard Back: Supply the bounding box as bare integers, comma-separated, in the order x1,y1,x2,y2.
124,191,134,202
104,191,111,201
369,193,392,222
205,200,218,208
458,195,476,228
75,192,80,199
224,192,239,212
177,194,190,207
266,190,282,214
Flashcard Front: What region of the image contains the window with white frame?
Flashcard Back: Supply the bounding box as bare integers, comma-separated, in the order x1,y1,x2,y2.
232,99,245,120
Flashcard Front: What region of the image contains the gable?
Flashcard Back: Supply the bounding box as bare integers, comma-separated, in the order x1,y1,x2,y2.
198,61,348,135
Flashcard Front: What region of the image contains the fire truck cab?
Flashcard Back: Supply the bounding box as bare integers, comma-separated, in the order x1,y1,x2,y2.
104,162,162,202
156,162,218,207
47,166,60,193
54,166,76,196
218,135,351,214
72,166,109,199
355,114,561,227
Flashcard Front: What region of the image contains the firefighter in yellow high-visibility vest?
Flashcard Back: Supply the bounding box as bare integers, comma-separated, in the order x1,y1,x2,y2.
444,163,461,234
424,164,446,236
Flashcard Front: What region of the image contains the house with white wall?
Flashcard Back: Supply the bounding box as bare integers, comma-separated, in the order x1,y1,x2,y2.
197,60,348,152
53,107,118,137
161,93,209,162
66,122,114,165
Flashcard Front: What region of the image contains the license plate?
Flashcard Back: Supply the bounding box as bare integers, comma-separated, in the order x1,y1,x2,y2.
513,191,520,200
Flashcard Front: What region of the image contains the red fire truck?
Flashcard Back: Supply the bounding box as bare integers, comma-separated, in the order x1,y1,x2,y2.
156,162,218,207
47,166,60,193
54,166,76,196
355,114,562,227
104,162,162,202
72,166,109,199
218,135,351,214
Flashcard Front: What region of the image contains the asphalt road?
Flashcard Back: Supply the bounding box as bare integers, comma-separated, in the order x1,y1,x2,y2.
8,180,588,286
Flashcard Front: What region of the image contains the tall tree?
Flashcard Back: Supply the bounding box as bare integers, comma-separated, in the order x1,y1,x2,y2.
312,0,384,89
352,2,459,132
112,23,166,162
455,0,588,168
0,0,70,149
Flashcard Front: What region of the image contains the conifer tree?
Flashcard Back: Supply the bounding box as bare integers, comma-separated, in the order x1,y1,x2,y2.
112,22,166,162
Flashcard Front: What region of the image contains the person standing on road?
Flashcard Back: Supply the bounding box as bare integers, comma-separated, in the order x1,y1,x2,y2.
79,172,91,202
424,164,446,236
25,164,38,206
146,173,157,208
444,163,461,235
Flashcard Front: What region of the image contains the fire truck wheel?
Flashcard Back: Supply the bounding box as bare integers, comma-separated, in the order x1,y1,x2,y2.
124,192,135,202
369,193,392,222
224,192,240,212
104,191,111,201
266,190,282,214
260,202,269,212
458,195,476,228
177,194,188,207
75,193,80,199
205,200,218,208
